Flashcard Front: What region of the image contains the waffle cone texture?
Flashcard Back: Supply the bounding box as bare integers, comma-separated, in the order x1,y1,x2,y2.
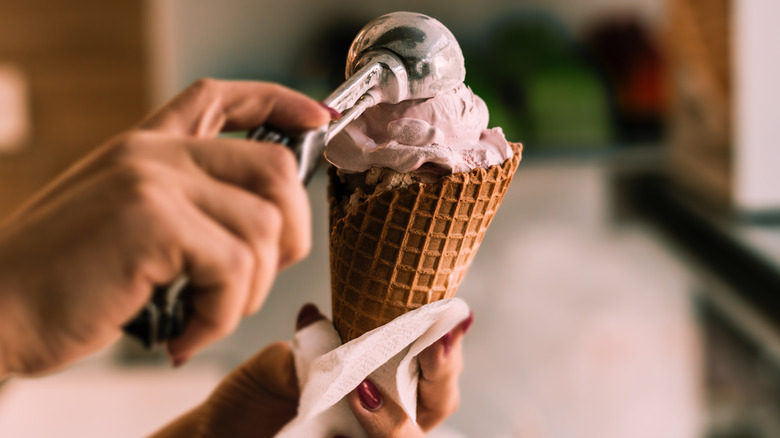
328,143,522,343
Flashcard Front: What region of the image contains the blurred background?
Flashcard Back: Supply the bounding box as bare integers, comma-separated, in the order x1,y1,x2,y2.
1,0,779,436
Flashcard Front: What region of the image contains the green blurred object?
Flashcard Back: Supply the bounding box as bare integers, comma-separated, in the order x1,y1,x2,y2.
466,12,614,152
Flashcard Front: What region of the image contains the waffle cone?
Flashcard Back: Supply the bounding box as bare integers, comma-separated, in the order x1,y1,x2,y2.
328,143,522,343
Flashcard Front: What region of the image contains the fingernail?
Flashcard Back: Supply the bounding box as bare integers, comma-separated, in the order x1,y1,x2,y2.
319,102,341,119
458,312,474,335
296,303,321,330
356,379,382,411
172,356,188,368
442,331,453,356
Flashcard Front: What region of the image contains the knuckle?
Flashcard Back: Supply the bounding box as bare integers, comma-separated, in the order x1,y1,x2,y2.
255,200,284,239
104,131,156,163
224,240,255,279
252,156,310,265
188,77,220,99
113,160,168,210
265,147,299,184
103,131,191,173
244,202,287,269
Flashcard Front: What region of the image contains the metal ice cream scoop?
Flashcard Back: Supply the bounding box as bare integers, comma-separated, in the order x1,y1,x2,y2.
248,11,465,183
123,11,466,348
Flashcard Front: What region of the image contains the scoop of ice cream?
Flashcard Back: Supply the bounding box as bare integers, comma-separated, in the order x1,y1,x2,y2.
325,84,512,174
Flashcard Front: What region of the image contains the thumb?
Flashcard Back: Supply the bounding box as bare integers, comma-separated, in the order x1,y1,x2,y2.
138,79,331,138
345,379,424,438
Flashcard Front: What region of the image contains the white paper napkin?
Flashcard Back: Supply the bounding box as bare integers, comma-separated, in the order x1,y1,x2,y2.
275,298,470,438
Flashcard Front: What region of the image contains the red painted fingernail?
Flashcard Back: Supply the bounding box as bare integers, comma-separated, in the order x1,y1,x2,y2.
356,379,382,411
296,303,321,330
319,102,341,119
458,312,474,335
442,331,453,355
172,356,188,368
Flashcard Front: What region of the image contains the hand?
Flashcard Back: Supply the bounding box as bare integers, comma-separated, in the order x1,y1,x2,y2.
151,304,471,438
0,79,331,378
344,311,472,438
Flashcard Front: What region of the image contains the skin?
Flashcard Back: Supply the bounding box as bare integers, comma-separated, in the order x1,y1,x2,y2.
0,79,465,436
0,79,330,377
152,304,467,438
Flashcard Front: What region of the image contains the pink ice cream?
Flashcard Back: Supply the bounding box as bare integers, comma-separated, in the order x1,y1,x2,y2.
325,83,511,174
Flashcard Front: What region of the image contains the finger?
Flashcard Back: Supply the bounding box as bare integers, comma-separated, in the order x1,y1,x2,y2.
54,133,309,274
416,313,473,430
96,159,253,330
185,137,311,269
159,194,256,363
346,379,424,438
138,79,331,137
182,171,286,315
295,303,326,331
419,313,472,382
